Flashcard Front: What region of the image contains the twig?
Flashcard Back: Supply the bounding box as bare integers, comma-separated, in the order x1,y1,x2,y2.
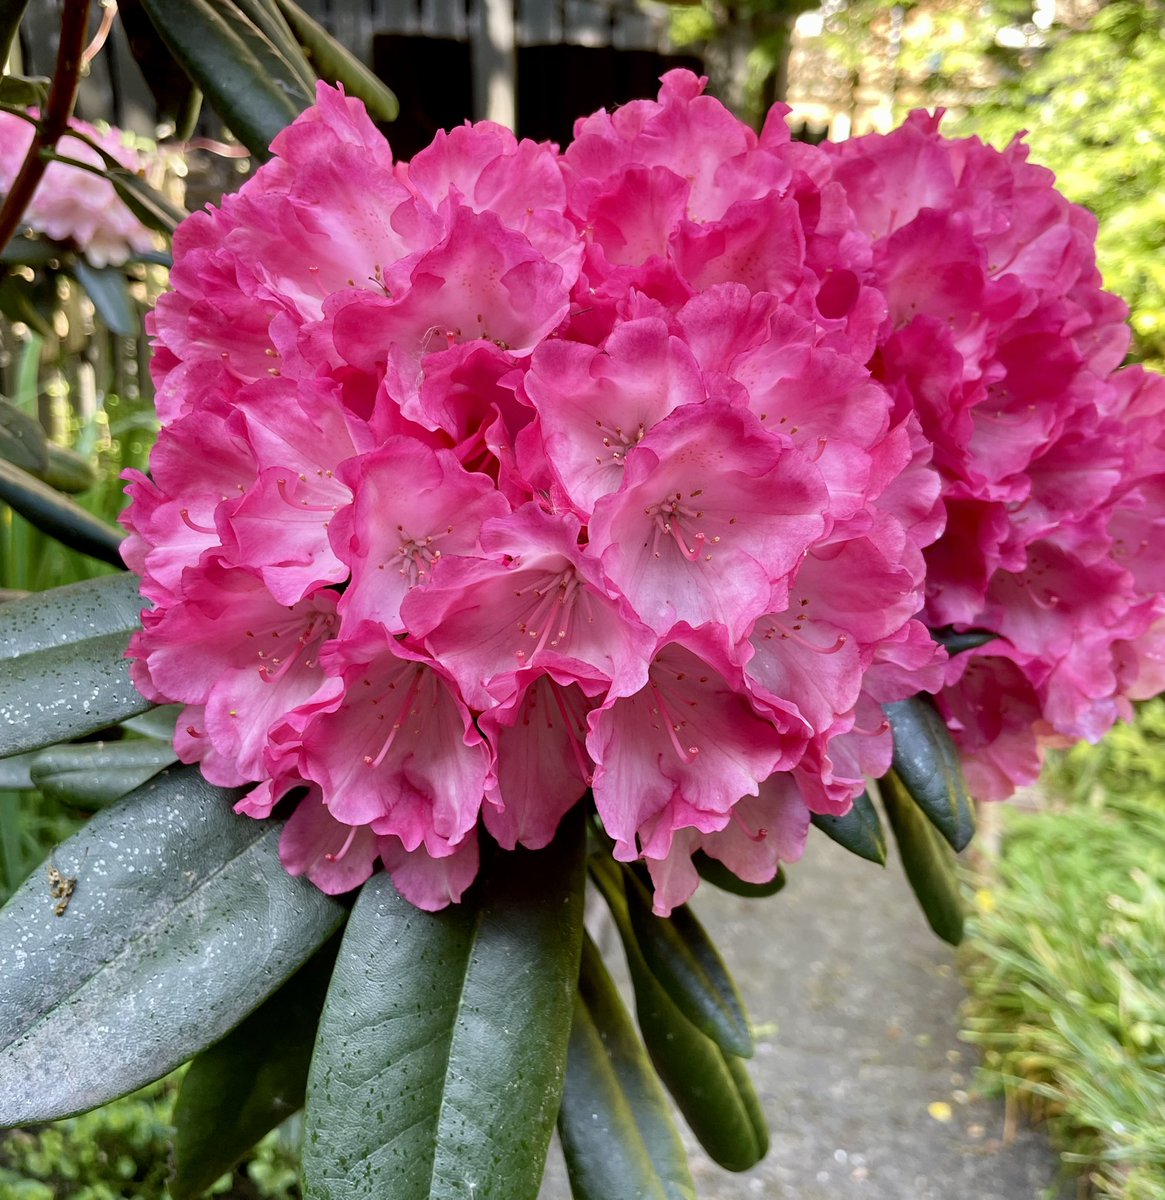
0,0,93,256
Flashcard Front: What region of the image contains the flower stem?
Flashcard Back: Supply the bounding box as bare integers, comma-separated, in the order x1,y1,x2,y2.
0,0,93,256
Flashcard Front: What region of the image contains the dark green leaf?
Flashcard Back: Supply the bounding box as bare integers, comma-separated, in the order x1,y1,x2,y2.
232,0,316,94
170,932,342,1200
810,791,887,864
0,75,45,108
138,0,308,158
302,811,587,1200
558,934,696,1200
40,443,98,493
879,770,965,946
28,741,177,810
930,626,998,656
623,865,751,1057
0,456,125,566
274,0,399,121
0,749,35,790
0,232,59,265
68,258,138,337
885,695,975,851
0,574,149,757
591,860,767,1173
693,851,786,897
117,0,202,138
0,395,48,474
0,764,346,1123
0,0,30,66
0,272,55,335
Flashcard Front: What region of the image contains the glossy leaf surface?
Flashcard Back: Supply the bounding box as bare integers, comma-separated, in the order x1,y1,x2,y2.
302,813,586,1200
28,740,177,809
623,865,751,1057
170,933,343,1199
592,861,767,1172
558,934,696,1200
0,457,125,566
693,851,786,897
879,770,965,946
0,574,149,757
810,791,887,864
886,695,975,851
0,765,345,1123
139,0,307,158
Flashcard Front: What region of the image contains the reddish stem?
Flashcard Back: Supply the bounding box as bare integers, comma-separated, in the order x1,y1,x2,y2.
0,0,93,255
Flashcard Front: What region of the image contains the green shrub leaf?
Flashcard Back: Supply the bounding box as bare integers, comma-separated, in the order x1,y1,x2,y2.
693,851,786,897
879,770,965,946
885,695,975,851
274,0,400,121
0,395,49,474
558,934,696,1200
0,457,125,566
0,574,150,757
170,932,343,1199
138,0,308,158
591,860,768,1172
623,865,752,1057
810,790,887,864
27,741,177,810
302,811,586,1200
68,258,138,337
0,764,346,1124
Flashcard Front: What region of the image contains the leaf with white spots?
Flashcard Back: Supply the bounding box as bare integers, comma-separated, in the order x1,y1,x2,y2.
0,574,152,757
0,764,345,1124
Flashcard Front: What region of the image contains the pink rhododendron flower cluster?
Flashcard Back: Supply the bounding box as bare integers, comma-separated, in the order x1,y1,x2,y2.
124,73,1165,911
821,114,1165,799
0,110,155,267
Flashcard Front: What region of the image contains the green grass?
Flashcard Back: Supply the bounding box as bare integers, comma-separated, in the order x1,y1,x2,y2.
961,702,1165,1200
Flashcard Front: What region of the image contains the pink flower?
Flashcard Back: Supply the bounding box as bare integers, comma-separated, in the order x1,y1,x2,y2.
0,110,157,266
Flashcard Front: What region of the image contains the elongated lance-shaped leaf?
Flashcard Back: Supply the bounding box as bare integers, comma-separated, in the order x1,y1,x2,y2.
28,740,177,810
0,394,49,473
231,0,316,95
0,572,140,660
0,456,125,565
68,258,137,337
170,932,343,1200
810,790,887,864
559,933,696,1200
591,858,768,1172
118,0,203,139
693,851,786,897
879,770,965,946
930,626,998,656
138,0,307,158
274,0,399,121
0,0,30,65
622,865,752,1057
885,695,975,851
302,810,587,1200
0,765,346,1124
0,574,151,757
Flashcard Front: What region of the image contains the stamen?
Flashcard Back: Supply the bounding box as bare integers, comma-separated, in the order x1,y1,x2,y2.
325,823,359,863
276,477,336,513
549,681,594,785
364,667,425,768
731,809,768,843
649,681,699,764
179,508,216,535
